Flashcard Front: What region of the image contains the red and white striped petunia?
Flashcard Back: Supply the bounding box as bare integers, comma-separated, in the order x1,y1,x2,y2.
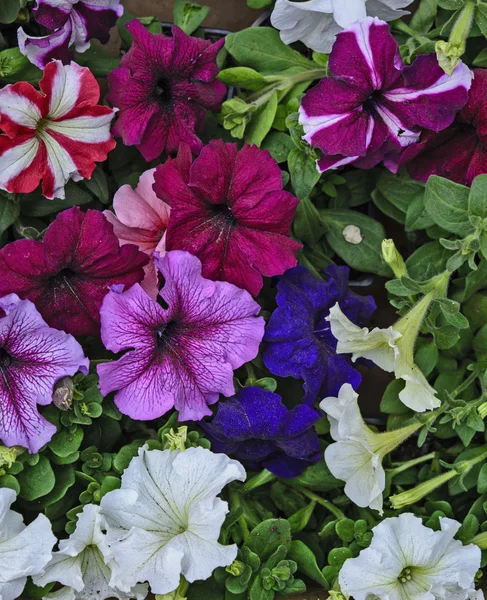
0,60,116,199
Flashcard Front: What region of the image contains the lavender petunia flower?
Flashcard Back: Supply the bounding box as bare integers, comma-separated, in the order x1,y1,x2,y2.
263,265,376,406
201,386,321,478
18,0,123,69
299,17,473,173
97,251,265,421
0,294,89,453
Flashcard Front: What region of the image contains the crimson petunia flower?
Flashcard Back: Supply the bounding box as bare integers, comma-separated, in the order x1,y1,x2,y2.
0,207,148,337
0,294,89,453
398,69,487,186
97,250,265,421
154,141,302,296
107,20,227,162
18,0,123,69
299,17,472,173
0,60,116,200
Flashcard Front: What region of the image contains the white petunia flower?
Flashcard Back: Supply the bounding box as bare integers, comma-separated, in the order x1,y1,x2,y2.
0,488,56,600
34,504,147,600
270,0,413,54
100,446,246,596
339,513,481,600
320,384,420,514
327,293,440,412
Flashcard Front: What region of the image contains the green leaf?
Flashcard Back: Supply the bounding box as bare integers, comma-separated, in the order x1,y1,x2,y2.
321,209,390,276
187,578,225,600
424,176,472,236
82,167,109,204
17,456,56,501
247,519,292,560
468,174,487,219
249,576,274,600
415,339,439,376
173,0,210,35
476,2,487,38
294,196,326,246
0,474,20,494
288,149,320,200
335,518,355,543
0,193,20,236
380,380,410,415
261,132,294,164
0,48,29,78
225,28,316,74
74,45,120,77
218,67,268,91
405,241,451,280
375,170,424,215
438,0,463,9
247,0,273,7
288,540,327,587
372,189,406,224
245,91,278,147
473,47,487,67
20,181,93,217
288,502,315,533
437,299,470,329
410,0,439,32
36,464,76,509
405,194,434,231
287,461,341,491
49,428,84,458
0,0,20,24
478,463,487,493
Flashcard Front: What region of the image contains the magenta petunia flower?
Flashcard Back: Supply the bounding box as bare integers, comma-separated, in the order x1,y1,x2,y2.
154,141,302,297
398,69,487,186
97,250,265,421
0,207,148,337
104,169,171,298
107,20,226,162
18,0,123,70
0,294,89,453
299,17,473,173
0,60,116,200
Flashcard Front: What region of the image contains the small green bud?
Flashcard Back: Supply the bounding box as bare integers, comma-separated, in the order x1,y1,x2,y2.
0,445,24,469
164,427,188,451
226,560,245,577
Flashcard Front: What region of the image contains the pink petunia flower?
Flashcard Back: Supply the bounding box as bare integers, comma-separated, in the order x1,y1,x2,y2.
397,69,487,186
0,294,89,453
18,0,123,70
103,169,171,298
299,17,473,173
0,207,148,337
0,60,116,199
153,141,302,297
97,250,265,421
107,20,227,162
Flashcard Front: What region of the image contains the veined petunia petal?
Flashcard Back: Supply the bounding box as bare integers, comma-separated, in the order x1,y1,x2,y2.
17,21,74,70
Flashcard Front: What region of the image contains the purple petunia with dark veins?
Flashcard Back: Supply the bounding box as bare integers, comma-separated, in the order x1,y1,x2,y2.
18,0,123,69
263,265,376,406
201,386,321,478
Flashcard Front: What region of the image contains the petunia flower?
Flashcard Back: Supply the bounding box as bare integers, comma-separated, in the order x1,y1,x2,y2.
0,60,116,200
0,294,89,453
398,69,487,186
0,488,56,600
100,446,246,595
339,513,481,600
0,207,148,337
327,292,440,412
107,20,226,162
201,386,321,478
263,265,376,406
154,141,302,296
104,169,171,298
18,0,123,70
271,0,413,54
97,250,264,421
299,17,473,173
34,504,148,600
320,384,420,514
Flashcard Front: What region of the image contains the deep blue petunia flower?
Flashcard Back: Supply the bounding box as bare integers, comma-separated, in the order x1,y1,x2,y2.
262,265,376,406
201,386,321,478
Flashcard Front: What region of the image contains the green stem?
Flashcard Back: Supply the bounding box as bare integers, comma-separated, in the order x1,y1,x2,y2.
388,452,436,477
230,488,250,543
451,367,480,400
241,469,276,493
391,19,416,37
246,68,327,104
288,485,346,520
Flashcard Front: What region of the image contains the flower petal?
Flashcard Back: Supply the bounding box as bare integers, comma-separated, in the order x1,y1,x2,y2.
18,22,74,70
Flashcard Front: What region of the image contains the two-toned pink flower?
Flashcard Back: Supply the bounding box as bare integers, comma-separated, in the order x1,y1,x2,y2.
299,17,473,172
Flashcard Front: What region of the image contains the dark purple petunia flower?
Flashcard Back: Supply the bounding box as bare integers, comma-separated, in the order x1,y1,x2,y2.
299,17,472,173
263,265,376,406
201,386,321,478
0,207,148,337
18,0,123,69
0,294,89,453
107,20,227,162
397,69,487,186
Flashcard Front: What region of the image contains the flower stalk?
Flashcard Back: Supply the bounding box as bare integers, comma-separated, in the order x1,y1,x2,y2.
436,0,475,74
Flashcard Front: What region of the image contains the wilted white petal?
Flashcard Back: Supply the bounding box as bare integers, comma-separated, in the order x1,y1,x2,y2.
0,488,55,600
101,446,246,596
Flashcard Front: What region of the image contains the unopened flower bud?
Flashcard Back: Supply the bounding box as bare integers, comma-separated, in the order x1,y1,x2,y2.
52,376,74,410
381,239,407,279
